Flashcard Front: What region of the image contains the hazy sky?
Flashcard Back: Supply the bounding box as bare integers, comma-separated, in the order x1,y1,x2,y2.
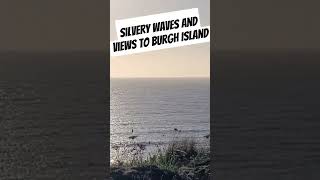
0,0,107,51
110,0,210,78
1,0,320,52
215,0,320,50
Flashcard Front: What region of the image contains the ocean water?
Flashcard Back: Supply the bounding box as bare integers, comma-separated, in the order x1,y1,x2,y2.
213,51,320,180
0,52,107,179
111,78,210,161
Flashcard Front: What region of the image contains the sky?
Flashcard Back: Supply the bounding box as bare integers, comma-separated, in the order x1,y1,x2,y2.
215,0,320,50
110,0,210,78
1,1,318,54
0,0,107,51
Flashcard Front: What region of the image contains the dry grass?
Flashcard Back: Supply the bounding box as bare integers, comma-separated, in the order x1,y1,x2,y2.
111,139,210,180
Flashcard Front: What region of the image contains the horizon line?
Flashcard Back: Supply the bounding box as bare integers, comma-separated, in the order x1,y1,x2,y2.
111,76,210,79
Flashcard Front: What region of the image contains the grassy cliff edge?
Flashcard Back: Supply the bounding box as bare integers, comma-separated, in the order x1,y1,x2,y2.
111,139,210,180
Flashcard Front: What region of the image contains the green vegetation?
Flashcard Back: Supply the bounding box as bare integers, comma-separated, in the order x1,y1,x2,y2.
111,139,210,180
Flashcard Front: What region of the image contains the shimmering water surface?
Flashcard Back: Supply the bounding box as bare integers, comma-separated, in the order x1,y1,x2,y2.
213,51,320,180
0,52,106,179
111,78,210,161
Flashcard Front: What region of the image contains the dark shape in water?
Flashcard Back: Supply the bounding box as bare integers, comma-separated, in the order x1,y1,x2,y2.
128,135,138,140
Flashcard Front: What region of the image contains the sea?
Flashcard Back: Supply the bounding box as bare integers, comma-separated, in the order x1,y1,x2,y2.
110,78,210,162
213,51,320,180
2,51,320,179
0,52,107,180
